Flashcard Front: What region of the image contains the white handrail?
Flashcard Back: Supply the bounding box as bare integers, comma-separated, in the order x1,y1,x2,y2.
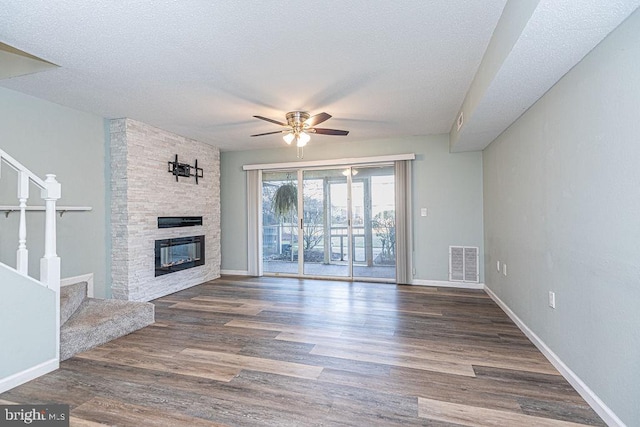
0,149,46,189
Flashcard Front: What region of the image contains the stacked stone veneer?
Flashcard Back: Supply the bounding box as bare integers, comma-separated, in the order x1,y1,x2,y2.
110,118,220,301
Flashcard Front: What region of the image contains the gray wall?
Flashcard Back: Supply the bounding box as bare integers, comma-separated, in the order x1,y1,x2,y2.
483,9,640,425
0,88,108,297
221,135,484,282
0,263,56,380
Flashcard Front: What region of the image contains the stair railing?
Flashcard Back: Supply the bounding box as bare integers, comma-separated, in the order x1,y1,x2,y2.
0,148,61,356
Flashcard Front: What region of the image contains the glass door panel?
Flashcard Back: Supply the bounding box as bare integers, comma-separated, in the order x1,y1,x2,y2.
302,169,349,277
352,164,396,280
262,171,299,275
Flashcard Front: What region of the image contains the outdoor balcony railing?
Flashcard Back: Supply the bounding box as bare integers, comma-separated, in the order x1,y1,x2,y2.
263,223,394,265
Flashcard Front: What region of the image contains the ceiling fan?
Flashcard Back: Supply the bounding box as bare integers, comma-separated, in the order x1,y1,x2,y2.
251,111,349,152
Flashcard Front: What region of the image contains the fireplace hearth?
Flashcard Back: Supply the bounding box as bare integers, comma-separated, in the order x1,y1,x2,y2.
155,235,205,276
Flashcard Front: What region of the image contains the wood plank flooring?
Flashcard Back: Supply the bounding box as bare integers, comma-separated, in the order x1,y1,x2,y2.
1,276,605,426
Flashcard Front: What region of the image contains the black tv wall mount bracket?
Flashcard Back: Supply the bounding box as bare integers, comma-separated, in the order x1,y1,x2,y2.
168,154,204,184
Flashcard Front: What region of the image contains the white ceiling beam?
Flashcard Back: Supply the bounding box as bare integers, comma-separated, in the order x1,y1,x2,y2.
450,0,640,153
0,42,58,81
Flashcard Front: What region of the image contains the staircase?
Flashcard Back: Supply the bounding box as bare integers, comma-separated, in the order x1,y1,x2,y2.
0,148,153,393
60,282,154,360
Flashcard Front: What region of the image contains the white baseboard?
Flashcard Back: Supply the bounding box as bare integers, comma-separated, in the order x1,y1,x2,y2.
61,273,94,297
219,273,483,289
0,358,59,394
220,269,250,276
411,279,484,290
484,285,624,427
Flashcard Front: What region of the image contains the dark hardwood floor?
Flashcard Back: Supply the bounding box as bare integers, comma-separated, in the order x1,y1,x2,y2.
1,276,605,426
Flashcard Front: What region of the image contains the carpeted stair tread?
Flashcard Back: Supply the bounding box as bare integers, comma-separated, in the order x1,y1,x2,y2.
60,282,87,325
60,298,154,361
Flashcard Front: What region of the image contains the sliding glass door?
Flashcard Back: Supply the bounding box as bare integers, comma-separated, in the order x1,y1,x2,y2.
352,164,395,280
302,168,349,277
262,171,299,275
261,164,395,281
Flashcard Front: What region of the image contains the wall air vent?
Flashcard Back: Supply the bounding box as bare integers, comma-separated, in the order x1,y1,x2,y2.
449,246,479,283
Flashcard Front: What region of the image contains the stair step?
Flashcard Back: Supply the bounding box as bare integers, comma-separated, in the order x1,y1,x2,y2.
60,281,87,325
60,298,154,361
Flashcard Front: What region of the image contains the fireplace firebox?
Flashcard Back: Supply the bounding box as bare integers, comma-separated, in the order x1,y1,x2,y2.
155,235,205,276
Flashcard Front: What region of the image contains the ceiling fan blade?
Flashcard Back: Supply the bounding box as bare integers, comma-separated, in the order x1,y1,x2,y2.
311,128,349,136
250,130,285,137
253,115,287,126
305,112,332,127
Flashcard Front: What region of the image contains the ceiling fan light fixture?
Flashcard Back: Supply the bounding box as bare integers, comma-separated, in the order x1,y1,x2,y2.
252,111,348,156
297,131,310,147
283,132,295,145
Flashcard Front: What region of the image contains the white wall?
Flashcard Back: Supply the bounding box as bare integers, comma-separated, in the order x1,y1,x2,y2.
221,135,484,282
0,88,108,297
483,9,640,426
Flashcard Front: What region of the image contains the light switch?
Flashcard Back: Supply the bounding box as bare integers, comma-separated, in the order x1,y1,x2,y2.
420,208,427,217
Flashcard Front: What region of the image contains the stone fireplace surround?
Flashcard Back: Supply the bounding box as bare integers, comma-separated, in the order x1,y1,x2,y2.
110,118,220,301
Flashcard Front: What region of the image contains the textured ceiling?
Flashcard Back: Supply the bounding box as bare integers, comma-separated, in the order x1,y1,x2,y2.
0,0,506,151
2,1,637,153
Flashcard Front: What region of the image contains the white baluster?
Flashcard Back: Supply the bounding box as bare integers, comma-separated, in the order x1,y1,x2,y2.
40,174,61,362
16,171,29,274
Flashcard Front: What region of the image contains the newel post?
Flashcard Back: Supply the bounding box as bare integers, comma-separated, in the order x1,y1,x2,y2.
40,174,61,291
16,171,29,274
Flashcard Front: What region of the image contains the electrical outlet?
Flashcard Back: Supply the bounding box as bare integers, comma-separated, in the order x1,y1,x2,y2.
420,208,427,217
502,263,507,276
549,291,556,309
496,261,500,272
